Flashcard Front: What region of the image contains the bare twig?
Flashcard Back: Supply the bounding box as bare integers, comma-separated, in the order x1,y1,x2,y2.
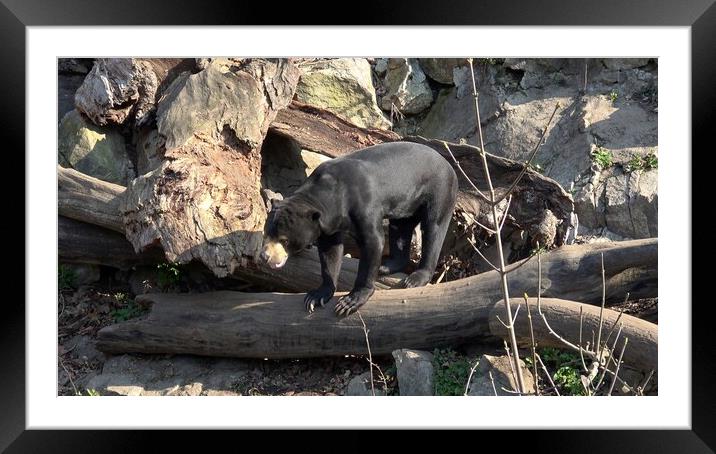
59,356,79,396
578,306,589,373
607,338,629,396
489,370,498,396
637,370,655,396
596,253,607,364
464,359,481,396
594,324,623,392
525,297,540,395
467,58,526,394
357,311,375,396
503,340,519,392
498,195,513,231
441,141,491,203
494,102,561,205
535,353,560,396
465,236,500,272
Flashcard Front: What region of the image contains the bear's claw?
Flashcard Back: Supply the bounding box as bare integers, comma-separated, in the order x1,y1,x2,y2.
334,288,374,316
304,285,335,313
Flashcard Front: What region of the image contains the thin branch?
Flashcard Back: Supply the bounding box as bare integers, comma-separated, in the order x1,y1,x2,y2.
637,370,655,396
535,353,560,396
498,195,512,232
596,253,607,364
503,340,519,392
465,236,500,272
464,359,481,396
594,324,623,392
607,338,629,396
59,356,79,396
525,297,540,395
489,370,498,396
494,103,561,205
441,141,491,203
357,311,375,396
504,250,538,275
467,58,526,394
578,306,589,373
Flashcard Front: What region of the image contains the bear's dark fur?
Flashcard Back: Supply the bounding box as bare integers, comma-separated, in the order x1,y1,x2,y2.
261,141,458,315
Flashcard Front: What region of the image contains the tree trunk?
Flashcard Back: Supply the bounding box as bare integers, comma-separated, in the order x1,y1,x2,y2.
97,239,657,370
58,216,164,269
490,298,657,374
58,165,125,233
269,101,401,157
121,59,301,278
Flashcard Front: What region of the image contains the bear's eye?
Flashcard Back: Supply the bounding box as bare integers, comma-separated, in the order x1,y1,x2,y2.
279,238,289,247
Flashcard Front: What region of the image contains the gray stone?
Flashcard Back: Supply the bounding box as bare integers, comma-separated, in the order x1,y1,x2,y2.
62,263,101,286
373,58,388,76
295,58,391,130
602,58,651,70
261,133,332,196
136,128,165,175
380,58,433,115
392,349,434,396
468,354,535,396
58,110,134,185
58,74,86,122
67,335,105,364
344,372,386,396
419,58,467,85
604,168,657,238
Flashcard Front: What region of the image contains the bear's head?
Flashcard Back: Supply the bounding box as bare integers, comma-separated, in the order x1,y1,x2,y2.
260,198,322,269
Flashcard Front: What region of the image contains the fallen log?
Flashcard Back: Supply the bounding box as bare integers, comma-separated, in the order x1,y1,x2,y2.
59,216,163,269
58,166,125,233
270,101,401,158
97,239,657,370
490,298,657,374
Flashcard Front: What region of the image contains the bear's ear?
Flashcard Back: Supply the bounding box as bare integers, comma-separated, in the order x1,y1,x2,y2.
311,210,321,222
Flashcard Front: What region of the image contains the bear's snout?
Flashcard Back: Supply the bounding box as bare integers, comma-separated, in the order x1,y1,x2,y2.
261,241,288,269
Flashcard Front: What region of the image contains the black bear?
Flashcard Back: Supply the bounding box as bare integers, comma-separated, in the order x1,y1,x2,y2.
260,141,458,316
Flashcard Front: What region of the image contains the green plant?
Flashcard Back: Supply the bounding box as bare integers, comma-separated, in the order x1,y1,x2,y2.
609,89,619,103
58,264,76,290
626,153,658,172
84,389,100,396
156,262,182,289
111,299,147,322
432,348,472,396
553,365,586,396
591,147,613,169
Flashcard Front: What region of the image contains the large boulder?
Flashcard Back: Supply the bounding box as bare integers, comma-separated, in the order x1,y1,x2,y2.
468,354,535,396
419,58,467,85
75,58,194,127
380,58,434,115
392,349,434,396
295,58,391,130
58,110,134,185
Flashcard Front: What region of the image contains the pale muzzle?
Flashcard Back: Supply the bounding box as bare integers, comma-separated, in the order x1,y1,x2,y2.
261,241,288,269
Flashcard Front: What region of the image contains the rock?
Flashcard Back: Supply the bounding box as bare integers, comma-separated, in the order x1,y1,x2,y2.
295,58,391,130
417,84,500,145
602,58,651,70
85,354,250,396
374,58,388,76
58,74,87,122
261,132,332,196
58,110,134,185
128,266,158,295
604,168,658,238
392,349,434,396
136,128,165,175
67,335,105,364
419,58,467,85
380,58,433,115
61,263,101,286
344,371,386,396
468,354,535,396
58,58,92,74
75,58,194,127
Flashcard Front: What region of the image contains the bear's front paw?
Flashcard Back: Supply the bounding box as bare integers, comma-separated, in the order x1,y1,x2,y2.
403,270,432,288
304,285,335,313
334,287,375,316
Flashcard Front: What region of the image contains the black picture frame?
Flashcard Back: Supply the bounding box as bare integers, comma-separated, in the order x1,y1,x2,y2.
5,0,710,451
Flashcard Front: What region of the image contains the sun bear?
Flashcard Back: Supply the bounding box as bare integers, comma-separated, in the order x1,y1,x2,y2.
260,141,458,316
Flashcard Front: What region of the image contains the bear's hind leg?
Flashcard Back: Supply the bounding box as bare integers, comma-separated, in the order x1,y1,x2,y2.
378,216,419,275
403,213,451,288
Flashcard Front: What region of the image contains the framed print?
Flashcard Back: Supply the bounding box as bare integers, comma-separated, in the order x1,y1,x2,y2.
5,0,712,450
